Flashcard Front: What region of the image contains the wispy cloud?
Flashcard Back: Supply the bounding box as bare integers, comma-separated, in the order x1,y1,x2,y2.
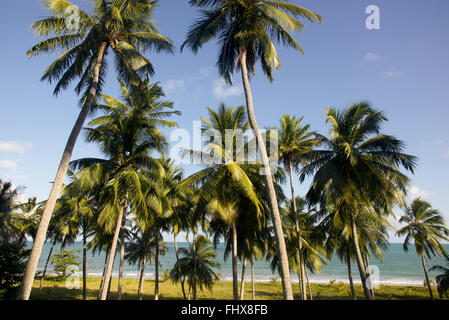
383,69,402,78
418,139,445,146
163,79,185,95
0,141,32,154
363,52,381,63
212,79,243,99
409,186,436,200
0,160,18,172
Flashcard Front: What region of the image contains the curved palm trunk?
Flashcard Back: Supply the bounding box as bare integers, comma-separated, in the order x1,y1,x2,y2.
251,259,255,300
138,256,147,300
98,251,109,300
288,160,307,300
421,256,434,300
240,50,293,300
38,239,56,295
350,215,373,300
154,232,159,300
239,257,247,300
82,219,87,300
346,252,357,300
232,223,238,300
100,204,125,300
18,42,108,300
174,232,187,299
118,217,126,300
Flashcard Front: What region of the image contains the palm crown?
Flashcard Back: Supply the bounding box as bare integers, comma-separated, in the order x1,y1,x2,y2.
182,0,322,84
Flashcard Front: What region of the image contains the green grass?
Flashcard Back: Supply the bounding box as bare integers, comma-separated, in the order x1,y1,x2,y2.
30,277,446,300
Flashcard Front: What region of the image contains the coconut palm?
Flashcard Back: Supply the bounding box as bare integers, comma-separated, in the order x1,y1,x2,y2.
181,104,264,300
21,0,174,300
397,198,449,299
0,180,22,243
170,235,219,300
69,80,179,300
182,0,321,300
278,114,319,299
430,255,449,298
300,102,417,299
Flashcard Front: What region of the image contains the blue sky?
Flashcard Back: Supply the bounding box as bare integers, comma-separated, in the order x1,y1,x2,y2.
1,0,448,242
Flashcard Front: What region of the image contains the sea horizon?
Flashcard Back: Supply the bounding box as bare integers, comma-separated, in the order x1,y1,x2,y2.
28,241,449,287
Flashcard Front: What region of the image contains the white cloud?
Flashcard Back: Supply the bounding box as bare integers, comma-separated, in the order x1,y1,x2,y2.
409,186,436,200
0,160,18,172
164,79,185,95
199,66,214,78
212,79,243,99
363,52,381,62
383,69,402,78
0,141,32,154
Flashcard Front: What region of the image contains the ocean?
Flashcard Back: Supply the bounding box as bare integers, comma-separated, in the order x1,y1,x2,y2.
30,242,449,287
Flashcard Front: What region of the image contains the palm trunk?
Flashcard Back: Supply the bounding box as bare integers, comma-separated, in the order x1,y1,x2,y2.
98,251,109,300
118,216,126,300
305,268,313,300
350,215,373,300
251,259,255,300
18,41,108,300
346,251,357,300
174,232,187,299
138,256,146,300
297,268,303,299
421,256,434,300
82,219,87,300
154,232,159,300
100,203,125,300
240,49,293,300
289,159,307,300
239,257,247,300
232,223,238,300
364,255,375,299
38,239,56,295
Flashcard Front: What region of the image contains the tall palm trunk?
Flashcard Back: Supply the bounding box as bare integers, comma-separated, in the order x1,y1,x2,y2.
100,203,125,300
297,267,303,299
421,256,434,300
346,251,357,300
288,160,307,300
154,232,159,300
305,268,312,300
350,215,373,300
18,42,108,300
251,259,255,300
232,223,238,300
118,216,126,300
98,251,109,300
82,218,87,300
364,255,375,299
240,49,293,300
239,257,247,300
138,256,147,300
174,232,187,299
38,239,56,295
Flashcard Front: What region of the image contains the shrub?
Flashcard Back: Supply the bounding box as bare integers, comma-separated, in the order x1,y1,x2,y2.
50,249,80,280
0,241,30,300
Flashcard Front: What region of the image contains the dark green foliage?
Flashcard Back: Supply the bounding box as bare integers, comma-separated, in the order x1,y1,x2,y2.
0,241,30,299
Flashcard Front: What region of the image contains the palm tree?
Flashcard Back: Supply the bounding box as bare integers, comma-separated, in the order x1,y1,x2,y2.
170,235,219,300
181,104,264,300
430,255,449,298
278,114,319,299
21,0,174,300
182,0,321,301
0,180,22,243
300,102,417,299
70,80,179,300
397,198,449,299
